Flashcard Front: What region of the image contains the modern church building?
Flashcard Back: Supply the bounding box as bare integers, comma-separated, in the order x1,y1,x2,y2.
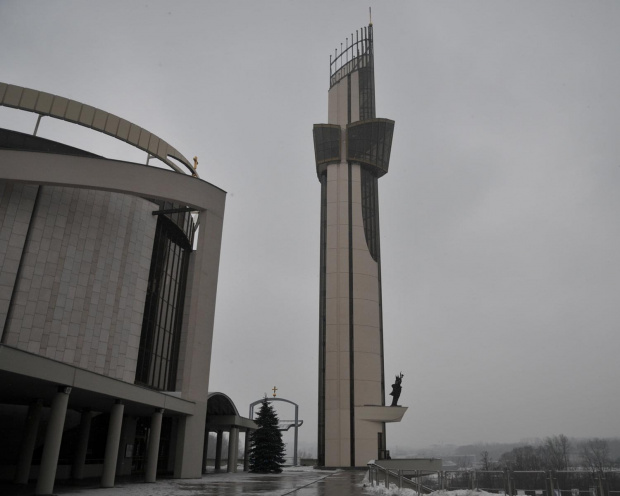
0,83,254,494
313,24,406,468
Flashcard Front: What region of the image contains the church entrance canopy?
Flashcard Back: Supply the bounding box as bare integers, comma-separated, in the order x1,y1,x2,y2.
204,393,256,473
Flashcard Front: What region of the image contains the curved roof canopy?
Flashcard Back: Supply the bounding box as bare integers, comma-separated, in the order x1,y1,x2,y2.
0,82,196,177
207,392,240,416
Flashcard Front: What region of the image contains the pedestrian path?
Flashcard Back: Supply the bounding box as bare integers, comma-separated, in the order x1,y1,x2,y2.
0,467,375,496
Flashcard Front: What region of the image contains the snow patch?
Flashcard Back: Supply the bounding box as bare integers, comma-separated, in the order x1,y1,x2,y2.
359,481,502,496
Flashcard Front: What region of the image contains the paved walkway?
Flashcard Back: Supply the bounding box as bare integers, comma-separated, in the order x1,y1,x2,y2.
1,468,375,496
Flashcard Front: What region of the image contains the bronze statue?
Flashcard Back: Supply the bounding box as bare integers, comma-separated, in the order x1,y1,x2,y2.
389,372,404,406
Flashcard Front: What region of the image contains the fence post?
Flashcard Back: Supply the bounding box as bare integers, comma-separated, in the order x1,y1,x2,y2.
399,469,403,489
505,468,512,496
418,470,422,495
597,472,606,496
368,465,373,486
547,471,554,496
385,468,389,489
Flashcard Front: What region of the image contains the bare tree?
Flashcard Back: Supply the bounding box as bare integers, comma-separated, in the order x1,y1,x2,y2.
558,434,572,469
500,445,543,471
480,450,493,470
580,438,610,473
542,434,572,470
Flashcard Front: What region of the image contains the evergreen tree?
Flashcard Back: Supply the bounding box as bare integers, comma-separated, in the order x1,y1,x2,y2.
248,398,286,473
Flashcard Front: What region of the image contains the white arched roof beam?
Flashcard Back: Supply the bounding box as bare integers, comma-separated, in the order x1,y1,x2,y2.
0,82,197,177
0,150,223,214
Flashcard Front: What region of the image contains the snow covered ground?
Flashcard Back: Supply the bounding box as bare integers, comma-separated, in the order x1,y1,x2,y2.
5,468,504,496
361,475,501,496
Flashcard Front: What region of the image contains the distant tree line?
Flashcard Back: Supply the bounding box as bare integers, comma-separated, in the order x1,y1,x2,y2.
477,435,616,472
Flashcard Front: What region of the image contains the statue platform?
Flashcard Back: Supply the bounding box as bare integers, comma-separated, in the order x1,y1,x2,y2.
356,405,408,423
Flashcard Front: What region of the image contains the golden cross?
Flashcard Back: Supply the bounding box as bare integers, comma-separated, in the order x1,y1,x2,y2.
272,386,278,397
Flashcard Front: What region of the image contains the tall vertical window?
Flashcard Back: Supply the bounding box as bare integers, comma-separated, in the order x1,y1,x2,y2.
361,168,380,262
317,172,327,466
136,210,192,391
358,67,376,121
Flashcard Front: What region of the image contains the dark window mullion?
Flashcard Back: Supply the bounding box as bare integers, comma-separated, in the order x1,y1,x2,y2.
161,241,179,388
137,219,166,385
164,241,182,389
164,243,182,389
169,249,189,390
154,239,173,388
137,211,192,391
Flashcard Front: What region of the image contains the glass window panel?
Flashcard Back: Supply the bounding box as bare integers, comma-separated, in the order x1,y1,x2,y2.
346,120,394,177
136,213,192,391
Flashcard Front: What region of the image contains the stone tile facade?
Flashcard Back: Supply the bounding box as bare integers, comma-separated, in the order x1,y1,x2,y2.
0,182,38,334
1,181,157,383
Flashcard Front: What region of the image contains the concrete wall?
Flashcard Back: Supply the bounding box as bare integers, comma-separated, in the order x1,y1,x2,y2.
1,181,157,383
0,182,38,335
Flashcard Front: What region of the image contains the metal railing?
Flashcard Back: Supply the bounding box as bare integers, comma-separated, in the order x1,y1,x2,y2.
367,463,437,492
366,467,620,495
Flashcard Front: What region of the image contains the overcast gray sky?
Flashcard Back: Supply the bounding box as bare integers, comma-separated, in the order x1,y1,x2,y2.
2,1,619,455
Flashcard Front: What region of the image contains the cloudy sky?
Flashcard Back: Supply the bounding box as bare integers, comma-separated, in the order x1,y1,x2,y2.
2,1,619,455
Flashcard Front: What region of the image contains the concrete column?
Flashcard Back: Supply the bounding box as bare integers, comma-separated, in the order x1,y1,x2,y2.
14,399,43,484
115,415,136,477
35,387,71,496
101,401,124,488
145,409,163,483
227,427,239,473
172,403,207,479
214,431,223,470
71,410,93,480
243,432,250,471
202,429,210,474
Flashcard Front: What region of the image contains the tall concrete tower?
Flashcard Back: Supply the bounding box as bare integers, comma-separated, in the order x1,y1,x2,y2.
313,24,403,468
